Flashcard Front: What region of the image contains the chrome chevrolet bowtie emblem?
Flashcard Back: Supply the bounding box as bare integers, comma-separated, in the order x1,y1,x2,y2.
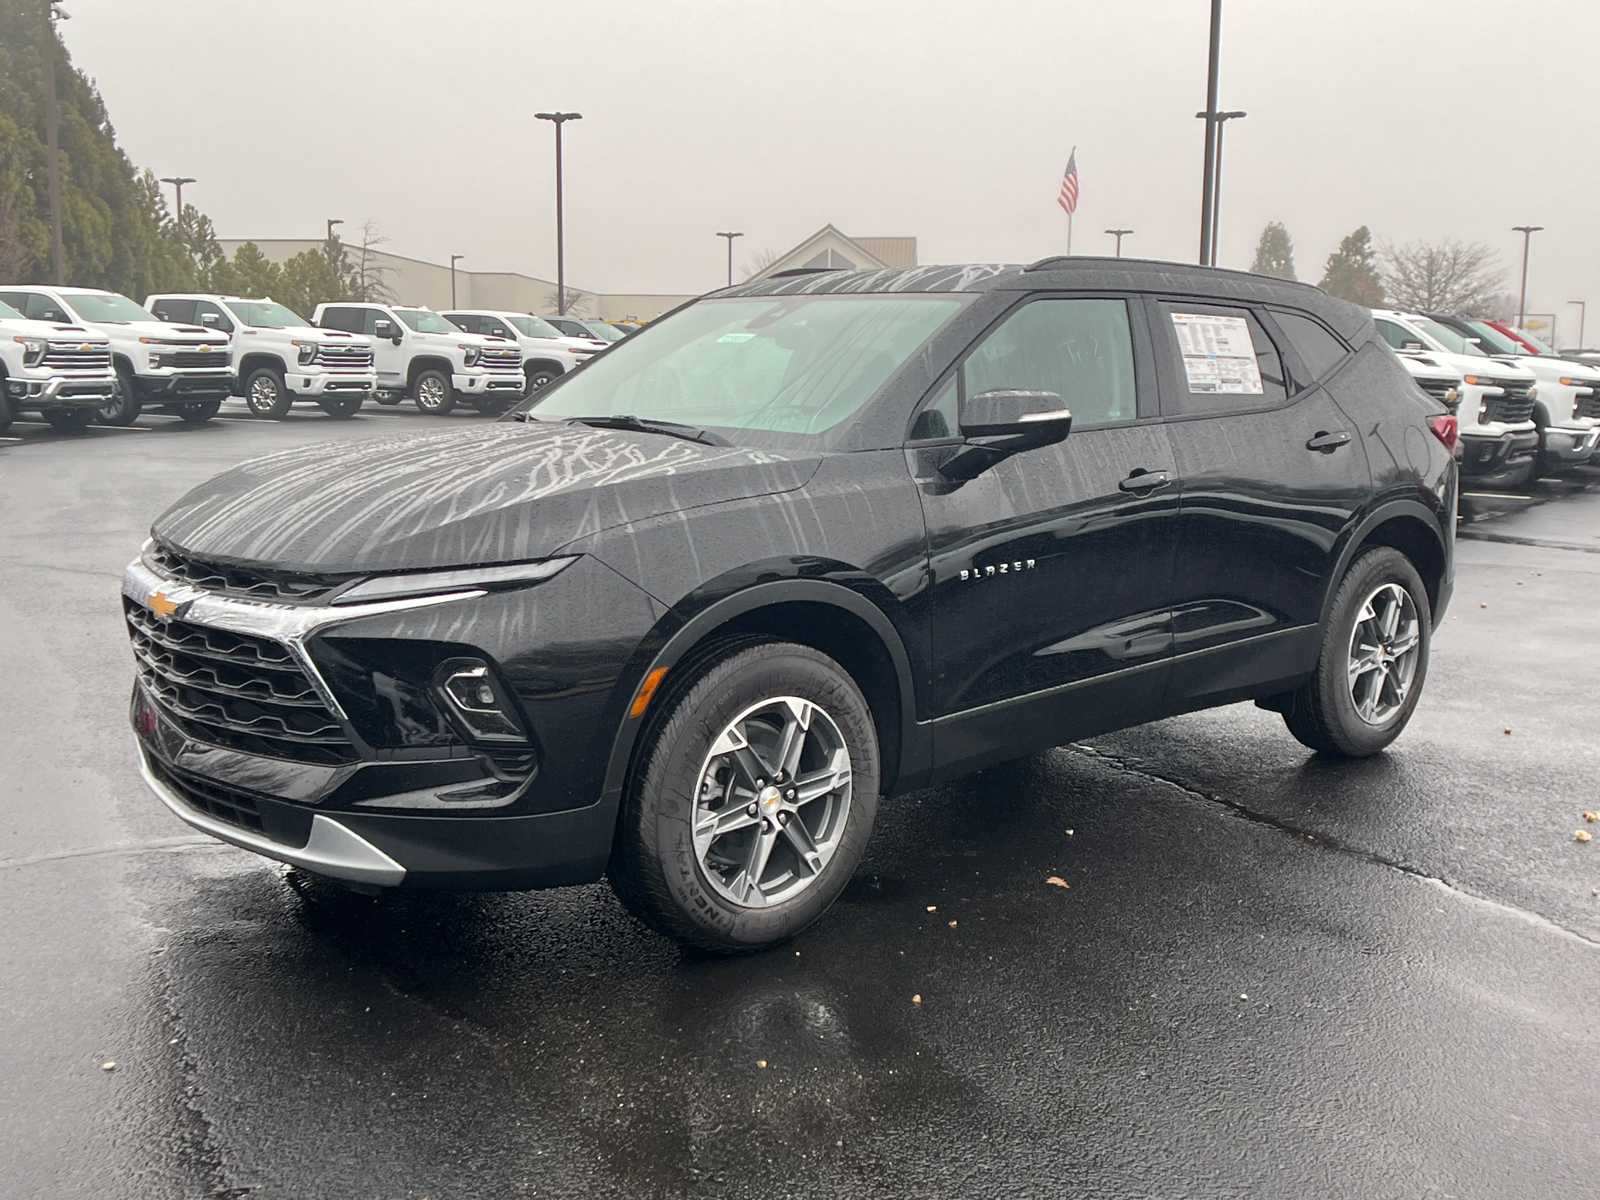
960,558,1036,582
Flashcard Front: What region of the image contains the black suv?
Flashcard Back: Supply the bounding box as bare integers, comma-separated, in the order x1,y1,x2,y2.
125,260,1457,950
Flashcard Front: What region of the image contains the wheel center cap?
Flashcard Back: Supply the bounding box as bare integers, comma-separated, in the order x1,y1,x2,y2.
758,786,783,812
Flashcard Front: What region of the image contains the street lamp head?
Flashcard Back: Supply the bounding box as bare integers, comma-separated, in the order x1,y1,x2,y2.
1512,225,1544,234
535,112,583,123
716,231,744,239
159,176,196,186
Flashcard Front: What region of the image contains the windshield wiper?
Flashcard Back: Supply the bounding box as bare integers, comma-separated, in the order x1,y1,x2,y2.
568,414,730,447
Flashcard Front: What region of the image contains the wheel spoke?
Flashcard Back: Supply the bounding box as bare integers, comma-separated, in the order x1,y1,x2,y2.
729,822,780,905
780,813,825,876
1378,590,1402,640
774,699,813,781
695,804,760,843
795,748,851,804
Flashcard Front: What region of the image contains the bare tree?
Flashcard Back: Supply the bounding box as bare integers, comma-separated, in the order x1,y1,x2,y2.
1380,239,1505,313
739,246,781,281
542,286,592,316
350,220,397,303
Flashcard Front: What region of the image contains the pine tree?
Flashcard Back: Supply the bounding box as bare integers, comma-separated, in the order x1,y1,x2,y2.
1318,226,1385,307
1250,222,1297,281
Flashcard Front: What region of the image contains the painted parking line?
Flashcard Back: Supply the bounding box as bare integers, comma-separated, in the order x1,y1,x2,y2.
1462,492,1531,501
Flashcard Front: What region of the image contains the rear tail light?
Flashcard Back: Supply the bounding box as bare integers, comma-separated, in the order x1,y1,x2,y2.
1428,414,1458,453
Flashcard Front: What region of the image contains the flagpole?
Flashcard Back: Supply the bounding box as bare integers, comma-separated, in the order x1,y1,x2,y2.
1067,211,1073,256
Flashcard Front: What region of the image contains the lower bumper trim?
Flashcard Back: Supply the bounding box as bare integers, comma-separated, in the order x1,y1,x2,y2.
140,746,406,887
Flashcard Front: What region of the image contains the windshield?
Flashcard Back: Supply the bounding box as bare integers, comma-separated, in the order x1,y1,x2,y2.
63,292,157,323
523,294,964,445
0,299,22,319
585,322,627,342
395,309,460,333
1513,329,1556,354
225,300,309,328
1415,317,1482,356
508,315,564,338
1465,320,1524,355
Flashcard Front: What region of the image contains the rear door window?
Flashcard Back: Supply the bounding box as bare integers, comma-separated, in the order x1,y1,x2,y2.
1154,301,1287,416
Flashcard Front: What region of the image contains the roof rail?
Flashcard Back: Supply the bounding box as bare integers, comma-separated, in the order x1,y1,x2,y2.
767,267,844,279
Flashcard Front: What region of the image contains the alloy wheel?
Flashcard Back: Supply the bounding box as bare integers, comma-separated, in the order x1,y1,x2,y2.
248,375,279,414
1346,582,1421,725
692,696,853,908
416,376,448,411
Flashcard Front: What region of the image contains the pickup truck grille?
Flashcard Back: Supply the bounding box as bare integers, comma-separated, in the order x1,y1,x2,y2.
44,342,112,371
127,600,358,765
481,346,523,372
156,349,230,369
315,343,374,370
145,543,350,603
1416,377,1458,404
1482,382,1535,424
1575,392,1600,419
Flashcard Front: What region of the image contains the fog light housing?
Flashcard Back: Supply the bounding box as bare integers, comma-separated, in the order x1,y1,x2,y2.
430,657,528,743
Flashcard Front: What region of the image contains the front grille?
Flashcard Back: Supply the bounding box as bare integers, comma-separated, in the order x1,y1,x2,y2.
1417,378,1458,403
149,755,264,835
157,349,230,369
1575,391,1600,420
127,600,358,765
44,342,112,371
146,543,350,603
315,343,374,370
481,347,523,373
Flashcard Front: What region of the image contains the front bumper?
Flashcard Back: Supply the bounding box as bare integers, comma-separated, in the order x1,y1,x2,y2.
1458,428,1539,484
454,371,526,395
5,372,116,410
286,371,376,398
1540,422,1599,466
136,370,233,400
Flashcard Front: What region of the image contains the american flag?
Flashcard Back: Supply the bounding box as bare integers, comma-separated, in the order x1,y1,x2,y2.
1057,149,1079,216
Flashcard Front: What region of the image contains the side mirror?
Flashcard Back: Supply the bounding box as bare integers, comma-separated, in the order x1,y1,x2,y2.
1403,341,1425,352
940,389,1072,481
200,312,220,327
374,319,401,344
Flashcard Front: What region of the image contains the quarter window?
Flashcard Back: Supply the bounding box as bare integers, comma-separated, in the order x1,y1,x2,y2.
961,299,1137,429
909,376,959,440
1273,311,1349,386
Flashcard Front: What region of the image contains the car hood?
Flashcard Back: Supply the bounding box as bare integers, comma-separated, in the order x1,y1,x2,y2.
151,422,823,575
0,316,108,342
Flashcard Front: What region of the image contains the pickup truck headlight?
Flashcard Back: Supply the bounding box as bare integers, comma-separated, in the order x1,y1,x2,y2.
13,336,47,367
459,344,481,367
294,340,319,366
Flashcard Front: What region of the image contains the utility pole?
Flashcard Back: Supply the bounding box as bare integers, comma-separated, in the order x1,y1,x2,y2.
716,231,743,287
159,176,196,222
1105,229,1133,258
450,254,464,308
535,111,582,314
40,1,68,285
1567,300,1586,349
1197,0,1223,266
326,218,343,242
1511,225,1543,329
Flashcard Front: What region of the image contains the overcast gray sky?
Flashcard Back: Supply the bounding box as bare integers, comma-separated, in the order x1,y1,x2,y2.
66,0,1600,337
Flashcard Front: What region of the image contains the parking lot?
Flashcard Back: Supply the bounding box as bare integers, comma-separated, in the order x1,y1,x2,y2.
3,403,1599,1199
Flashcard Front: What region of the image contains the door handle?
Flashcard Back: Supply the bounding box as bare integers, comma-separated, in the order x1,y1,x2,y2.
1118,469,1173,493
1306,429,1352,453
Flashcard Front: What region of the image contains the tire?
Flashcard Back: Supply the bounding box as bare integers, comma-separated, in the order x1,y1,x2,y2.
1282,547,1431,758
317,394,364,418
523,365,560,398
177,400,221,425
412,369,455,415
45,407,96,434
97,365,142,426
244,366,293,418
609,639,881,953
0,388,13,434
469,394,514,416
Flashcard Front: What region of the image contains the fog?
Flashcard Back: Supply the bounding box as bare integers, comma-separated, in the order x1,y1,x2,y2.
66,0,1600,337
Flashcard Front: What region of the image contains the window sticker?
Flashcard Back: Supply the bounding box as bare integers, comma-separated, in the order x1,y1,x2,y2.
1170,312,1264,394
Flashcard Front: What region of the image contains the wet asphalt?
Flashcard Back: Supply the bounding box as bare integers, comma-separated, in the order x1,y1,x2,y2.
2,404,1598,1199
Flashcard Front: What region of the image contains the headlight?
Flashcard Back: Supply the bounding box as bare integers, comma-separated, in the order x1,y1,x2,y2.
331,557,576,605
294,340,318,366
460,344,481,367
13,336,47,367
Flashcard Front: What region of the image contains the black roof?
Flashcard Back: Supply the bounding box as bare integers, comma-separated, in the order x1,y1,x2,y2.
721,257,1369,342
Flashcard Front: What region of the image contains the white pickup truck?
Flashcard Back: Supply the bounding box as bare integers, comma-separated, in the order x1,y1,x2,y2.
0,285,232,426
313,303,524,415
146,294,377,419
0,295,116,434
442,309,601,395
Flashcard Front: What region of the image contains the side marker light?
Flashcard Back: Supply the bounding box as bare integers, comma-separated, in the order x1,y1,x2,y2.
630,666,668,718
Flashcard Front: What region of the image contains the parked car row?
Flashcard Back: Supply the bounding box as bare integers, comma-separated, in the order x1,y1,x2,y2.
1374,309,1600,488
0,283,629,433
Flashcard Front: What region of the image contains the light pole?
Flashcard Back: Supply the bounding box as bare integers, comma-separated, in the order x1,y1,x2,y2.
1199,110,1246,266
40,2,69,284
1512,225,1543,329
535,111,582,314
716,232,743,287
1105,229,1133,257
450,254,464,308
1197,0,1223,265
159,176,195,223
1568,300,1587,349
326,218,343,242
